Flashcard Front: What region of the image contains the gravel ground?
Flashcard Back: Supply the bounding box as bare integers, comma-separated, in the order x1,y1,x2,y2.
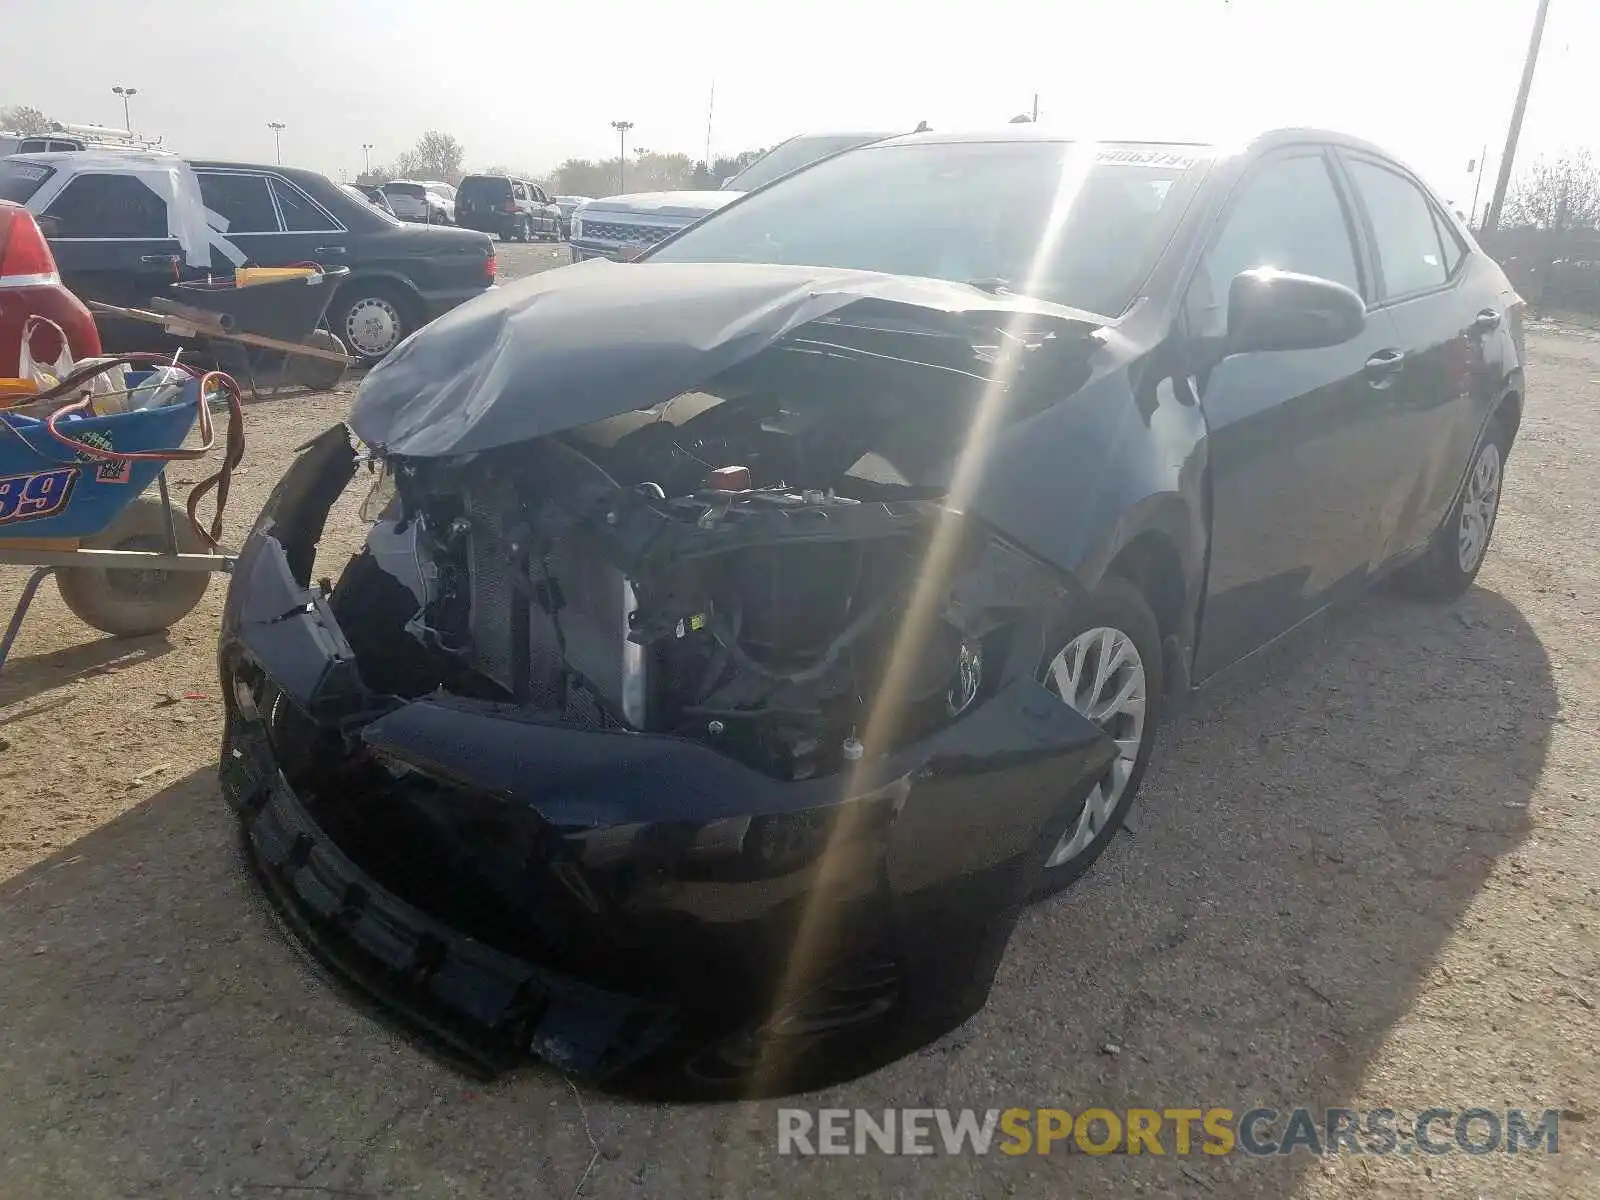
0,244,1596,1198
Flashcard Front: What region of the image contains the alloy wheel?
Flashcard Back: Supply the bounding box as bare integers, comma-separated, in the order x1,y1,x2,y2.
1457,440,1502,573
1042,626,1149,867
344,296,402,358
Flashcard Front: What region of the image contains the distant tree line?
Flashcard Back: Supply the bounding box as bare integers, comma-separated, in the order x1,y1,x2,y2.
1480,151,1600,313
351,131,768,198
1501,150,1600,233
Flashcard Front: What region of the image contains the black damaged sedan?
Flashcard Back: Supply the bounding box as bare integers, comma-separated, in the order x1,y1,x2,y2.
219,127,1523,1094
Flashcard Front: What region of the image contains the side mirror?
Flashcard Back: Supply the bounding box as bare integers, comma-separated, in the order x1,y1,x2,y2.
1226,268,1365,355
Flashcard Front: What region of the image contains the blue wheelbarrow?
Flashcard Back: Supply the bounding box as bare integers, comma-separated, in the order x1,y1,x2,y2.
0,372,239,673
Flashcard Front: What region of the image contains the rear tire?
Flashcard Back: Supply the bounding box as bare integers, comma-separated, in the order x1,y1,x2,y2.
1030,576,1163,898
56,495,210,637
332,281,414,365
1391,417,1511,601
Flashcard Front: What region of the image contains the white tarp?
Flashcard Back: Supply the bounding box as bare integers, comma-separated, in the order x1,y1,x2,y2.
20,151,247,268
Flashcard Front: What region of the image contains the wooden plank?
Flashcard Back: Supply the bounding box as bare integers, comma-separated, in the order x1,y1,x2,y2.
87,301,351,364
0,537,81,552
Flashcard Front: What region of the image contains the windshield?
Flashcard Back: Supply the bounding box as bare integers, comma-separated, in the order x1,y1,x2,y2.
725,134,885,191
652,140,1209,315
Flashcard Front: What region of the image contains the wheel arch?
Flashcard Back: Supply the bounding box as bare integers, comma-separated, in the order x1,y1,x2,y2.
1078,495,1204,699
1493,384,1523,441
332,270,425,311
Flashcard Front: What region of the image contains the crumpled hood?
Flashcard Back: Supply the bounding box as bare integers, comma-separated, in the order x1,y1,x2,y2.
580,190,738,218
349,259,1103,458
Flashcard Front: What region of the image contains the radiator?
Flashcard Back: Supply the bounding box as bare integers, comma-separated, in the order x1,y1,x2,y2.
465,484,642,726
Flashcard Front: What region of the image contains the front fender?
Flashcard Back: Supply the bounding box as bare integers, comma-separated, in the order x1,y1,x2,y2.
966,359,1208,634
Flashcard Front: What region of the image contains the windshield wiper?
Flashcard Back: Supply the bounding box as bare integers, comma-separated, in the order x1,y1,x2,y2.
965,277,1012,295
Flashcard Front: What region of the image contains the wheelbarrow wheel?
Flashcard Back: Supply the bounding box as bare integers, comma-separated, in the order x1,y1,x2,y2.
292,329,349,391
56,496,211,638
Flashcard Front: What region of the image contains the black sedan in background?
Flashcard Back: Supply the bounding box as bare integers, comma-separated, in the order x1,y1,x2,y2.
0,154,497,366
219,127,1522,1094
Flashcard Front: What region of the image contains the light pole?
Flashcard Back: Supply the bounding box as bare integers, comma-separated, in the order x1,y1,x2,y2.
111,85,138,130
610,120,633,192
268,122,286,165
362,143,374,175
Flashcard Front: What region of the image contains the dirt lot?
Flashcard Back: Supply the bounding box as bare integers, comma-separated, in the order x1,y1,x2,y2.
1,249,1596,1198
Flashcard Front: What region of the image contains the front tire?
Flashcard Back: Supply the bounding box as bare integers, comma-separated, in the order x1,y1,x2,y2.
1031,576,1163,898
1392,418,1511,600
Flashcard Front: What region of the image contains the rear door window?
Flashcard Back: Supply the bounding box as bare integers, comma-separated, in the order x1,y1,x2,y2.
41,173,168,238
270,177,339,232
0,161,56,204
197,172,279,232
1344,158,1450,299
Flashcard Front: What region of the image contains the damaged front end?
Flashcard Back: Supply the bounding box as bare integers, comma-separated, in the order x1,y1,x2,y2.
219,267,1118,1093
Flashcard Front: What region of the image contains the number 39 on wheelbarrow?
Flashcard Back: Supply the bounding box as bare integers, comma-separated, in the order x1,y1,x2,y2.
0,359,245,673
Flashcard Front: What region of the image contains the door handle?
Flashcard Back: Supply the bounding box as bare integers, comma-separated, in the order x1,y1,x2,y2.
314,246,346,256
1364,348,1406,385
1472,307,1501,332
139,253,178,264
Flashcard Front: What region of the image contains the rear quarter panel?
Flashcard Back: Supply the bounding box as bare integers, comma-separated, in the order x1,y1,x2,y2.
344,226,492,300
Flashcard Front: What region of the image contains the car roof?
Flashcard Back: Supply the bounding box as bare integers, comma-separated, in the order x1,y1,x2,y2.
869,124,1410,165
6,149,185,167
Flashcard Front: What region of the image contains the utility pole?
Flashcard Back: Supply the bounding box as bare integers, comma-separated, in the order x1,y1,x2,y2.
1468,145,1488,230
704,81,715,183
611,120,633,192
111,85,138,131
1032,92,1039,122
268,121,286,165
1483,0,1552,234
362,143,374,175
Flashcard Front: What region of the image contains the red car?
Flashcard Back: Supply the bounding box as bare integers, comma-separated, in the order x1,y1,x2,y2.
0,199,100,378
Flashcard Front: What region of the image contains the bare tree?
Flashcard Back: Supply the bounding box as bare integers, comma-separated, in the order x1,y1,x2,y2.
0,105,53,135
409,131,466,183
1503,150,1600,231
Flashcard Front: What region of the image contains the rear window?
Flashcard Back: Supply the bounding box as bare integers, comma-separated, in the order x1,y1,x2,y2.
383,182,425,199
458,176,511,201
271,177,338,232
0,160,55,204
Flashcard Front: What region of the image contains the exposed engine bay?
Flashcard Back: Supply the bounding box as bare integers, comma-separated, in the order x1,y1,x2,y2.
334,350,1072,784
221,264,1126,1090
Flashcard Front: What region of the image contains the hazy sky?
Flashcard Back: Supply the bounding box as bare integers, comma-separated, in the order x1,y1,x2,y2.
6,0,1595,207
